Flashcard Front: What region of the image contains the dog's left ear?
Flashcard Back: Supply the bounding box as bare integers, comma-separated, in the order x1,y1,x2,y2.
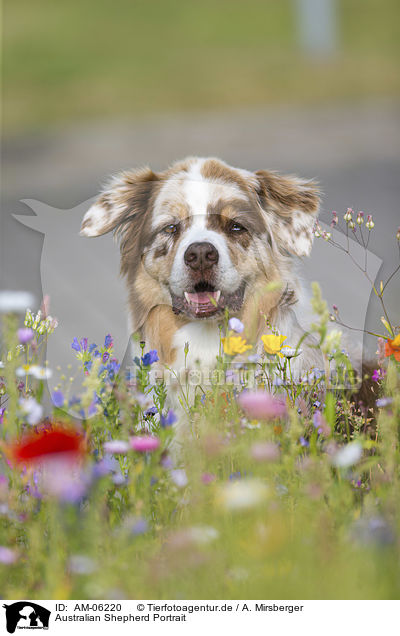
254,170,320,257
80,167,159,237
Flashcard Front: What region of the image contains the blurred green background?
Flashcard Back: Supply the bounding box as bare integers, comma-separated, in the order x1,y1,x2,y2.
4,0,400,133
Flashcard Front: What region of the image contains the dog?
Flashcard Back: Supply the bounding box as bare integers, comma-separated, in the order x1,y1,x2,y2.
80,156,322,384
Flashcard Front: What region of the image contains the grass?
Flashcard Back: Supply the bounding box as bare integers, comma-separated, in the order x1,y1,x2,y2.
0,265,399,598
3,0,400,133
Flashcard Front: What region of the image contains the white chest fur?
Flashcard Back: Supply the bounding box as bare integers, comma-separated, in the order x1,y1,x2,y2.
172,321,222,373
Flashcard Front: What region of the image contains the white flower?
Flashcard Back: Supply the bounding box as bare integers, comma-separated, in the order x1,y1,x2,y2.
170,469,188,488
30,365,52,380
16,365,33,377
104,440,130,454
218,479,268,511
188,525,219,545
68,555,97,575
19,397,43,425
0,361,4,369
281,347,302,359
332,441,363,468
0,291,35,314
228,318,244,333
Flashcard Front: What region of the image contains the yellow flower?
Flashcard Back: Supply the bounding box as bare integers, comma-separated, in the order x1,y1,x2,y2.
222,336,252,356
261,333,287,357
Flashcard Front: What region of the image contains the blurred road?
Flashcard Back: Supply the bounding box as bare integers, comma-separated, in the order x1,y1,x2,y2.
1,99,399,367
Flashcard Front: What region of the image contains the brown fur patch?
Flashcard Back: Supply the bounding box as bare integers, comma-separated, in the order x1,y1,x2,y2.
255,170,320,217
140,305,188,365
201,158,254,194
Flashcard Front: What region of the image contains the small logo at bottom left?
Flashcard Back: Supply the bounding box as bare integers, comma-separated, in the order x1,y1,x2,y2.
2,602,51,634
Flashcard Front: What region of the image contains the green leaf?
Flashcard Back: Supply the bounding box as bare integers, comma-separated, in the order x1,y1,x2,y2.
324,392,336,428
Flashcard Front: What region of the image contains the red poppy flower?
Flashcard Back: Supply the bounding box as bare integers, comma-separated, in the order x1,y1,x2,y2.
10,427,86,465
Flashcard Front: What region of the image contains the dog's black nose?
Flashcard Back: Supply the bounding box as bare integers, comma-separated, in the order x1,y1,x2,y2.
184,242,219,271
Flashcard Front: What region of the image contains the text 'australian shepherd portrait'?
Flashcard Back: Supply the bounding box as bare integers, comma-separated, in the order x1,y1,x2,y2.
80,156,322,379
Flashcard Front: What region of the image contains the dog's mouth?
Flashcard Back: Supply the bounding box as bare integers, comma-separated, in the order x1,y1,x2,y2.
171,282,246,319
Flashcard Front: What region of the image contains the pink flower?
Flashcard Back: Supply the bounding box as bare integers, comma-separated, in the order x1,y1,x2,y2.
201,472,216,484
250,442,280,462
0,546,18,564
130,435,160,453
238,391,287,420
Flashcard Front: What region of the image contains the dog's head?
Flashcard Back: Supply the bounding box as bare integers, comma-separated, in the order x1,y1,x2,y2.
81,157,319,329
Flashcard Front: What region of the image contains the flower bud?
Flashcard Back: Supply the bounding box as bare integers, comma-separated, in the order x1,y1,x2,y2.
366,215,375,230
344,208,353,222
313,222,322,238
356,211,364,225
24,308,34,327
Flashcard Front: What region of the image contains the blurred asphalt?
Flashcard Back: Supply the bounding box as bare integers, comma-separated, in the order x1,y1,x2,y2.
1,99,399,368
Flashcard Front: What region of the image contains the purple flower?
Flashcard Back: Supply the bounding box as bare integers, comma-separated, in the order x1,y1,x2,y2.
102,351,110,363
0,408,5,425
92,457,116,479
88,401,98,416
228,317,244,333
0,546,18,565
106,359,120,380
144,406,158,417
313,411,323,434
161,409,177,428
80,337,88,352
89,343,98,353
376,397,393,408
131,518,148,535
52,390,64,408
299,437,309,447
313,411,331,436
71,337,81,352
104,334,113,349
141,350,159,366
372,368,385,382
17,328,34,344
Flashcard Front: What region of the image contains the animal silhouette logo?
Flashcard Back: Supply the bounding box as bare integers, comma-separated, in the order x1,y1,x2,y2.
2,601,51,633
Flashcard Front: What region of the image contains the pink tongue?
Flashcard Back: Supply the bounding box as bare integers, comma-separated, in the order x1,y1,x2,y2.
186,292,218,305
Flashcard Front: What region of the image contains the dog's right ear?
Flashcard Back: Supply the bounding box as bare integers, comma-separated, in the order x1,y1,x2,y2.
80,167,159,237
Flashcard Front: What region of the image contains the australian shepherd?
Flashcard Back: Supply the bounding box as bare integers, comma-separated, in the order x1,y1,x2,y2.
80,156,322,380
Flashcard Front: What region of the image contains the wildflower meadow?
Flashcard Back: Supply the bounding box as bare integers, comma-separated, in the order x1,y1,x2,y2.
0,212,399,600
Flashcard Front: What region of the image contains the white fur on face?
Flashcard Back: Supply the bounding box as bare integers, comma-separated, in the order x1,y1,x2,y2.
166,159,247,295
276,209,314,257
80,204,110,237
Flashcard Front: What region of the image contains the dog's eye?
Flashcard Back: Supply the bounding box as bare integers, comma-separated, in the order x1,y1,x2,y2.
229,221,247,234
163,223,179,234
